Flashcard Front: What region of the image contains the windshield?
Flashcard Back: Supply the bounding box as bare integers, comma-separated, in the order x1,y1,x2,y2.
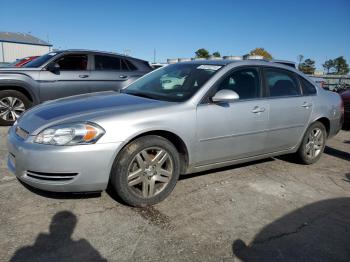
24,52,59,68
122,63,222,102
7,59,24,67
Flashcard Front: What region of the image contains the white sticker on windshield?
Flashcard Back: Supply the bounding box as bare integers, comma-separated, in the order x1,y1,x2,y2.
48,52,57,56
197,65,222,71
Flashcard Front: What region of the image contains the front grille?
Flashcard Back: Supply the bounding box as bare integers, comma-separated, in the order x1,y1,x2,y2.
15,126,29,139
26,170,78,182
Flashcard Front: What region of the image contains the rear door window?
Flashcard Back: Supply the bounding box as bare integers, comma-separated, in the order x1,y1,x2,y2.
125,59,137,71
264,68,301,97
95,55,122,70
121,59,129,71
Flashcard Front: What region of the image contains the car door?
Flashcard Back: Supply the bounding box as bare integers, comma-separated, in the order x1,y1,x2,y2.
38,53,91,101
195,67,269,166
263,67,313,152
89,55,141,93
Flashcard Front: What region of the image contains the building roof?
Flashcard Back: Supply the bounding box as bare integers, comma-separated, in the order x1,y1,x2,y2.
0,32,52,46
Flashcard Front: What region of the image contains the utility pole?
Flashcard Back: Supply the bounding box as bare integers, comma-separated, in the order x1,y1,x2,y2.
153,48,156,63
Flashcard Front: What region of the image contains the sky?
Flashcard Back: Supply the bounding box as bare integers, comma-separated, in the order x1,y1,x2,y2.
1,0,350,69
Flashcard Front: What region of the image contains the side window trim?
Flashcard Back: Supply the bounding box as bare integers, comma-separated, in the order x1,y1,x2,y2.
262,66,302,98
200,66,262,104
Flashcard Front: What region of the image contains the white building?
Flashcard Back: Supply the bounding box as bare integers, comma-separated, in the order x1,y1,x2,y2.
0,32,52,63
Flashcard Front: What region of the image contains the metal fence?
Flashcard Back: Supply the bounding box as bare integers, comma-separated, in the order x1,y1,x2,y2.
311,75,350,91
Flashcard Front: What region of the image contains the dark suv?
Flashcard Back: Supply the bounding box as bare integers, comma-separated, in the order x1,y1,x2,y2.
0,50,152,125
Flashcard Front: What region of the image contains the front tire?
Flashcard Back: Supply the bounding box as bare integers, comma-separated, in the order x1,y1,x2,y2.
296,121,327,164
110,135,180,207
0,90,31,126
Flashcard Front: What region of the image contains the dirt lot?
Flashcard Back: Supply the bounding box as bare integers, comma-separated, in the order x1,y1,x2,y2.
0,126,349,262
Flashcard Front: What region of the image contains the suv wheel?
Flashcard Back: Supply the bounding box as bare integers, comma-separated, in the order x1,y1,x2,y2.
296,121,327,164
0,90,31,126
111,135,180,207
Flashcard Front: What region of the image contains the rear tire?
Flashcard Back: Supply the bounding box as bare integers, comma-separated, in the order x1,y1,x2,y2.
296,121,327,164
110,135,180,207
0,90,31,126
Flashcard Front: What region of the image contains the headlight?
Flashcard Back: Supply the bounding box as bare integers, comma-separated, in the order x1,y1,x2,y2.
34,123,105,145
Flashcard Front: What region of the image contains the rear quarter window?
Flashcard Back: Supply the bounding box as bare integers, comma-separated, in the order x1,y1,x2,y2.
300,77,317,95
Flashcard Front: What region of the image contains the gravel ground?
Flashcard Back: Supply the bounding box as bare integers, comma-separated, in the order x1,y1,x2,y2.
0,127,349,262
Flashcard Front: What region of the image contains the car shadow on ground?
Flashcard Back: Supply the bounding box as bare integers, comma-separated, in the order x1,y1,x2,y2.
324,146,350,161
10,211,107,262
231,198,350,262
18,179,101,200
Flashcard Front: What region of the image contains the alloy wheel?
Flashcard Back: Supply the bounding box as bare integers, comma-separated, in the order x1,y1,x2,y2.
305,127,324,159
127,147,174,198
0,97,25,121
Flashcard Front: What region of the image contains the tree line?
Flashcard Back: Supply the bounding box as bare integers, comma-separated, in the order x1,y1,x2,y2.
298,55,349,75
194,48,349,75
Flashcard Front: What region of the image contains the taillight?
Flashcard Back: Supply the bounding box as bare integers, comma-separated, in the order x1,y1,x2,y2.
341,99,344,115
340,98,344,124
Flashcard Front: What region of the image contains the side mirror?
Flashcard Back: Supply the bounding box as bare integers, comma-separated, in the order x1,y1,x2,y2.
212,89,239,103
47,63,60,74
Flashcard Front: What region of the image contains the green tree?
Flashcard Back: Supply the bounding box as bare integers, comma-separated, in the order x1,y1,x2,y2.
333,56,349,75
322,59,335,74
195,48,210,59
249,48,273,60
298,58,316,74
212,51,221,57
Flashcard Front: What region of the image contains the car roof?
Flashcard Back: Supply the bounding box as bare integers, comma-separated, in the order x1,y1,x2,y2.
54,49,147,62
177,59,297,69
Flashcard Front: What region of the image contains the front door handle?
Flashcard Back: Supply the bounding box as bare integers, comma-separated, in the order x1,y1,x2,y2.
251,106,266,114
79,74,89,78
119,75,128,79
301,102,312,108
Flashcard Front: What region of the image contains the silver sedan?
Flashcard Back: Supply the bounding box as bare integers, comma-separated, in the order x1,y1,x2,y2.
7,60,343,206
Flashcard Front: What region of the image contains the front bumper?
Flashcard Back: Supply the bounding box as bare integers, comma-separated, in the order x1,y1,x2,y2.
7,127,123,192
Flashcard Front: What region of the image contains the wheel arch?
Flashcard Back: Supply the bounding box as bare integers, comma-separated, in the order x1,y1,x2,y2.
118,130,190,174
0,84,35,103
313,117,330,137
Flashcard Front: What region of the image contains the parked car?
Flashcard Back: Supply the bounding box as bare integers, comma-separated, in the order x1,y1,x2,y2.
0,49,152,125
8,56,39,67
150,63,167,70
340,89,350,125
7,60,343,206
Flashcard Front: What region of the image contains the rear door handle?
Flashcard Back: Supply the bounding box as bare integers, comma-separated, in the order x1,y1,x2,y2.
79,75,89,78
301,102,312,108
119,75,128,79
251,106,266,113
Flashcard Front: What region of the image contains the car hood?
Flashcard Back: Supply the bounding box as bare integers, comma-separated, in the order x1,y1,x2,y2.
0,67,40,72
16,91,168,134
